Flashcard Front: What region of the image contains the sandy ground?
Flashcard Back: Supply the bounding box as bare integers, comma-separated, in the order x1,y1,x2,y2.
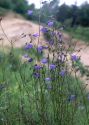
0,16,45,48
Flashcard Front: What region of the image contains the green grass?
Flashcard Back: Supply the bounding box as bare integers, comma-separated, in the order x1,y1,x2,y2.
65,26,89,43
0,48,38,124
0,47,89,125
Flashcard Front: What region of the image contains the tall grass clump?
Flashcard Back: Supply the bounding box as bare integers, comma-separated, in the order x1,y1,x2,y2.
0,1,89,125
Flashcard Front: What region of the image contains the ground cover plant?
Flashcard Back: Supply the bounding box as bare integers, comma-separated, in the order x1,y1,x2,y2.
0,1,89,125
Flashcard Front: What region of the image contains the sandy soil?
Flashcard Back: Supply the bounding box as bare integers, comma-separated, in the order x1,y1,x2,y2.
0,16,45,48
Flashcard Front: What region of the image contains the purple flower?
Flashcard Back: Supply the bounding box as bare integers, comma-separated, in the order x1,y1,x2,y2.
27,10,33,15
37,46,43,53
45,77,51,81
48,40,54,45
57,32,62,42
48,21,54,27
33,73,40,78
68,95,76,102
28,58,33,62
42,46,48,49
23,54,29,58
34,65,42,70
60,70,66,77
33,33,39,37
41,58,48,64
57,32,62,37
50,31,56,36
41,27,48,33
50,64,56,70
71,55,78,61
24,43,33,50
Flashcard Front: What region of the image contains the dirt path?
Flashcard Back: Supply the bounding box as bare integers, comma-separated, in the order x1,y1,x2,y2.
0,17,45,48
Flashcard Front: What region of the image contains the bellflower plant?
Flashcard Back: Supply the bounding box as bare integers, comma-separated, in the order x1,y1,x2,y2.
37,46,43,53
48,21,54,27
71,54,78,61
34,65,42,70
68,94,76,102
41,27,48,33
24,43,33,50
28,58,33,62
60,70,66,77
0,1,89,125
45,77,51,81
33,72,40,78
49,64,56,70
41,58,48,64
33,33,39,37
27,10,33,15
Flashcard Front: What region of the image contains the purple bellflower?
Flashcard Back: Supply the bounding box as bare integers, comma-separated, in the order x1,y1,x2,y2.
48,21,54,27
60,70,66,77
71,55,78,61
34,65,42,70
27,10,33,15
24,43,33,50
33,33,39,37
45,77,51,81
50,64,56,70
41,58,48,64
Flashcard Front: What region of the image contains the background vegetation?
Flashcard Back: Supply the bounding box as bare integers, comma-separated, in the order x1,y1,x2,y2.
0,0,89,27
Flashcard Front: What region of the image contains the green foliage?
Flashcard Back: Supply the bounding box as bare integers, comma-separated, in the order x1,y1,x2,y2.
56,2,89,27
56,4,72,23
78,2,89,26
0,7,8,16
7,52,20,72
12,0,28,14
66,26,89,42
0,0,14,9
64,18,72,27
0,0,37,20
0,0,28,15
